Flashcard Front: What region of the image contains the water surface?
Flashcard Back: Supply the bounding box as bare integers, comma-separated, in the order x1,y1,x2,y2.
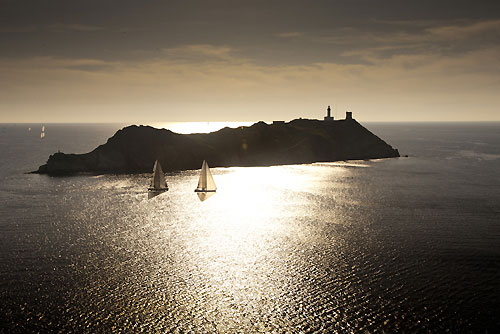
1,122,499,332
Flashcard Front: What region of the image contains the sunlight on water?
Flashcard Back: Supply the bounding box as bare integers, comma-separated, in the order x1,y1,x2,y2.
116,164,357,331
58,164,358,331
150,121,254,134
2,122,500,332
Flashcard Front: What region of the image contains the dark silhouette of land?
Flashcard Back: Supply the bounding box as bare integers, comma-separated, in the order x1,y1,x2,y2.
35,118,399,175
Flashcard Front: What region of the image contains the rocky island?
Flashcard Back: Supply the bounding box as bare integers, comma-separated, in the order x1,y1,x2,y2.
35,112,399,175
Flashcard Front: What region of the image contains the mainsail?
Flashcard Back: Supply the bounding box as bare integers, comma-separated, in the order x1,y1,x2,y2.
195,160,216,192
149,160,168,191
40,125,45,139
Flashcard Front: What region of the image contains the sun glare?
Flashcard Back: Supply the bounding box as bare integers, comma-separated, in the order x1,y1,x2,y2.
151,122,254,134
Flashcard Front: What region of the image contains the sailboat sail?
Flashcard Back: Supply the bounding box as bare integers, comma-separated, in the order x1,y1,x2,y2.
149,160,168,191
196,160,216,192
40,125,45,139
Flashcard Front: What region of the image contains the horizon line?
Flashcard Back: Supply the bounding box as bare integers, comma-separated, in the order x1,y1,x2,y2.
2,119,500,124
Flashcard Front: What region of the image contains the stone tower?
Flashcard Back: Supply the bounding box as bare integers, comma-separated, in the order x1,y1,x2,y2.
324,105,334,121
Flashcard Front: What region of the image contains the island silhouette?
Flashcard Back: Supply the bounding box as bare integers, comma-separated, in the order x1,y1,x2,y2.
35,111,399,175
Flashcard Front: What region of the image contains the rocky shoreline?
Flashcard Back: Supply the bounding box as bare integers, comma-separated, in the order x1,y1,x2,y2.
35,118,400,175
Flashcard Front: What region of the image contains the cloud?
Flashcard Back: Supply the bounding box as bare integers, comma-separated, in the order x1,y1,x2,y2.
371,19,500,44
0,25,39,33
275,32,304,38
0,23,104,34
371,19,439,27
282,19,500,62
47,23,104,32
160,44,244,63
1,43,499,122
63,59,116,72
426,19,500,40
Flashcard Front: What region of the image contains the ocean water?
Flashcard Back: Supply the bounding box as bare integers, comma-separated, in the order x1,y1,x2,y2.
0,122,499,333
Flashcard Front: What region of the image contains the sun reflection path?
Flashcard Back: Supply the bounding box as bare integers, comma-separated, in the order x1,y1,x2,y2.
167,165,352,331
65,164,359,332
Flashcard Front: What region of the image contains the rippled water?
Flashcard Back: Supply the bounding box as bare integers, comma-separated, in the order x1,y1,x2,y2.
1,122,499,332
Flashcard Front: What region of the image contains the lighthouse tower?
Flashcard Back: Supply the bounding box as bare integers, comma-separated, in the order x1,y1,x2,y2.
324,105,334,121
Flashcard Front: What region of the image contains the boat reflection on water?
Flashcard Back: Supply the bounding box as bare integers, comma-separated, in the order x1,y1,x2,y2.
2,123,499,332
147,160,168,199
196,191,215,202
194,160,217,202
148,160,218,201
153,164,333,331
147,191,163,200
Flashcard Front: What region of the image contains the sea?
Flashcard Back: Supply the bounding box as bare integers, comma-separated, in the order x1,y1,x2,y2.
0,122,499,333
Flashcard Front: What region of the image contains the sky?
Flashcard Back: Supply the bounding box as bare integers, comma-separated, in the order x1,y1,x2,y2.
1,0,499,123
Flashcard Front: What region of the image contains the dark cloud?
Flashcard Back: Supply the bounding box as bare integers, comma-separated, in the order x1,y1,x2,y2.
1,0,500,63
1,0,500,122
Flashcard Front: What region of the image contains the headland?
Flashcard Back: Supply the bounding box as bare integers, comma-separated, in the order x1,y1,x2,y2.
35,110,400,175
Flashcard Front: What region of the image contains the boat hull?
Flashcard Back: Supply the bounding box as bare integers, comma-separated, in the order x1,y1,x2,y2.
148,188,168,199
148,187,169,192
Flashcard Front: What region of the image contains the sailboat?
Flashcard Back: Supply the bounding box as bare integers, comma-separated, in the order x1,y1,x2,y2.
40,125,45,139
195,160,216,201
148,160,168,198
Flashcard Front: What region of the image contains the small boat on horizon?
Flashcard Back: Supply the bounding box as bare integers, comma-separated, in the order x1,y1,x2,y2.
148,160,168,198
40,125,45,139
195,160,216,201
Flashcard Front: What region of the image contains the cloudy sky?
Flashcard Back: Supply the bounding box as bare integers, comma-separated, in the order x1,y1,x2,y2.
1,0,499,122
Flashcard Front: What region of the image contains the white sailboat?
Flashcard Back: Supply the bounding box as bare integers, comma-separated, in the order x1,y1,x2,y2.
148,160,168,197
40,125,45,139
195,160,216,201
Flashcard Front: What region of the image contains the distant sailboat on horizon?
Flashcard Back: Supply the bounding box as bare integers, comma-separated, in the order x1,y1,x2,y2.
40,125,45,139
195,160,216,201
148,160,168,198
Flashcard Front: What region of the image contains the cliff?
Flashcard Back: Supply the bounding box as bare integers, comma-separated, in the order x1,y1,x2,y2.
35,118,399,175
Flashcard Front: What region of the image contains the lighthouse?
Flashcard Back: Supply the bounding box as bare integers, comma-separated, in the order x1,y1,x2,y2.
324,105,334,121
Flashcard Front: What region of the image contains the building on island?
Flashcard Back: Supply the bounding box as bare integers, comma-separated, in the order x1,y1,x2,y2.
323,105,354,121
324,106,334,121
